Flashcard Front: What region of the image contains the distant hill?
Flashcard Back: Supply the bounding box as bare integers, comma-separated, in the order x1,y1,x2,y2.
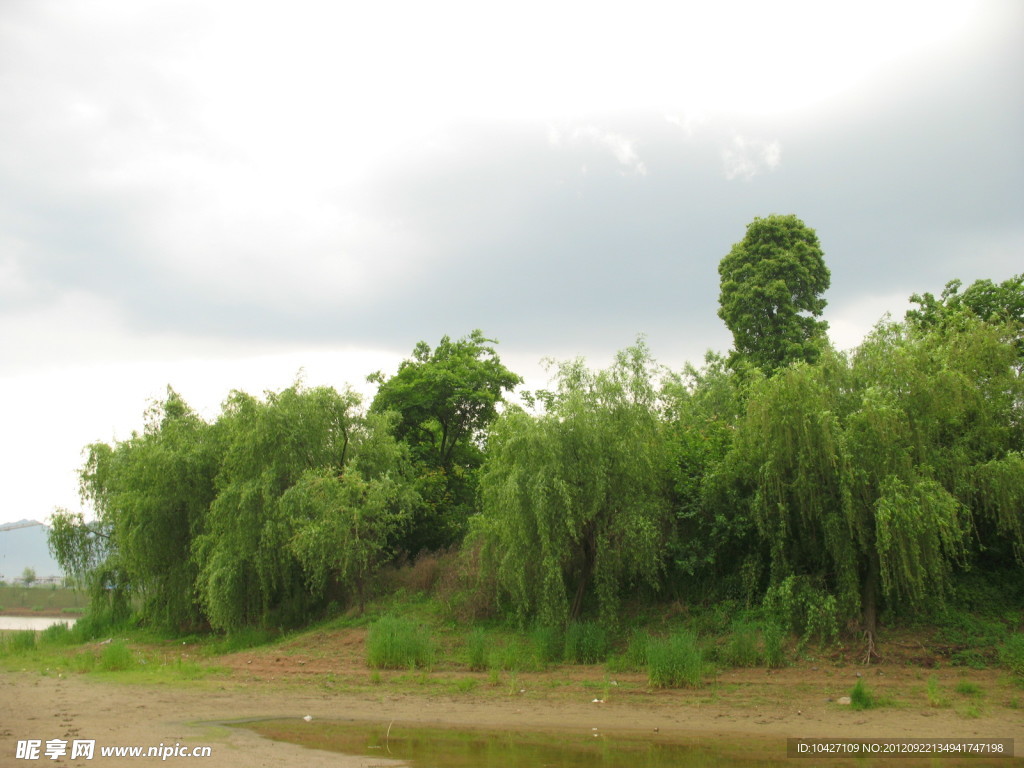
0,519,64,582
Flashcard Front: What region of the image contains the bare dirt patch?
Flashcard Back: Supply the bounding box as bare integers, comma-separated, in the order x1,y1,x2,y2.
2,629,1022,766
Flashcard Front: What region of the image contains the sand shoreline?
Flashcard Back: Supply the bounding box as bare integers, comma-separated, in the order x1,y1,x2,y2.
3,662,1021,766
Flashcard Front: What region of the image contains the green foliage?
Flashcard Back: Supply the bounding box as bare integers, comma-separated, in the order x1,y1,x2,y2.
926,677,949,707
369,330,522,554
761,621,786,668
722,311,1023,632
647,631,705,688
76,389,218,631
476,341,671,626
205,627,277,655
850,678,875,710
619,629,651,671
718,214,830,373
999,634,1024,678
530,624,564,665
908,274,1023,338
5,631,37,653
366,615,434,670
954,680,982,696
720,621,760,667
466,627,491,671
98,641,135,672
563,621,611,664
283,422,417,613
39,623,75,647
763,576,839,645
661,352,753,590
195,383,364,631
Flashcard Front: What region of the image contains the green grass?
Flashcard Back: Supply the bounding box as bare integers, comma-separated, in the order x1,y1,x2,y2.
204,627,278,655
530,625,563,666
926,676,949,707
850,678,875,710
563,621,610,664
98,641,135,672
720,622,760,667
366,614,434,670
761,621,786,668
4,630,37,653
39,623,75,647
998,633,1024,678
466,627,491,671
496,637,534,671
608,628,650,673
647,630,705,688
954,679,982,696
0,584,87,613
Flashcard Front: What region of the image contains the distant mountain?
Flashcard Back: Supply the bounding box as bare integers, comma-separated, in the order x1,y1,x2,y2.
0,519,64,582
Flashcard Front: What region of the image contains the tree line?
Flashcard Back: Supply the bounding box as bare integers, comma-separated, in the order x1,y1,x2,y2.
50,216,1024,643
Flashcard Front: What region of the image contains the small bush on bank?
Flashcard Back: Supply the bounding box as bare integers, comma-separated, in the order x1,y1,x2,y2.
647,631,705,688
466,627,491,671
564,621,611,664
366,615,434,670
850,678,875,710
98,641,135,672
999,633,1024,679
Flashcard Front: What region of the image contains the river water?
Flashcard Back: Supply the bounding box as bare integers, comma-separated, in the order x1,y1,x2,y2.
0,615,77,631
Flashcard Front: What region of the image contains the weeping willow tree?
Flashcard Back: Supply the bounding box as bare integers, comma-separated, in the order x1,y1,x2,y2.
474,342,672,626
69,389,219,630
724,353,861,629
193,383,364,630
724,313,1023,645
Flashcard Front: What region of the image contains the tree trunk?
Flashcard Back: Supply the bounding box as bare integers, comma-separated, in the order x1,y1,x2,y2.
861,550,881,663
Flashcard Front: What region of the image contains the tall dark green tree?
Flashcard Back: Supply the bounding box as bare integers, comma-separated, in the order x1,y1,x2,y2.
369,330,521,554
718,214,831,373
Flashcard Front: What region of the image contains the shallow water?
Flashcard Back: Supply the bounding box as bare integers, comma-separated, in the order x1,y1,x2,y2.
241,719,791,768
0,615,76,631
241,719,1017,767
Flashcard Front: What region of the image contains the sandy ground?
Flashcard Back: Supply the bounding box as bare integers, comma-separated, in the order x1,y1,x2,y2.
1,630,1022,766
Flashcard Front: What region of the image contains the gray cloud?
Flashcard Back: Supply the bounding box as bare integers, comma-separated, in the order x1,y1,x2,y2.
1,1,1021,378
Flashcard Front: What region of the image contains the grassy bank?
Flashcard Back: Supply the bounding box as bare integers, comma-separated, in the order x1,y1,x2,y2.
0,583,87,615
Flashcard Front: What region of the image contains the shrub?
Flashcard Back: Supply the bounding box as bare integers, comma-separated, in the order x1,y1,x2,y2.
530,625,563,666
720,622,760,667
761,621,786,668
5,630,37,653
466,628,490,672
366,615,434,670
98,641,135,672
497,638,532,672
999,633,1024,678
954,680,982,697
621,629,651,670
647,631,705,688
40,623,75,647
850,678,875,710
564,621,611,664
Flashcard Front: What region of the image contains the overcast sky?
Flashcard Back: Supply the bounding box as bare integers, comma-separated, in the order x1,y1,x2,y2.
1,0,1021,525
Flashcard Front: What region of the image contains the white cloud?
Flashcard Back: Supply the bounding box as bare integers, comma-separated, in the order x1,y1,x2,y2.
824,291,913,352
721,135,782,180
546,124,647,175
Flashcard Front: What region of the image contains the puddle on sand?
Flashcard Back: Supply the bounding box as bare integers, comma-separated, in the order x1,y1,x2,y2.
239,720,1020,767
239,719,790,768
